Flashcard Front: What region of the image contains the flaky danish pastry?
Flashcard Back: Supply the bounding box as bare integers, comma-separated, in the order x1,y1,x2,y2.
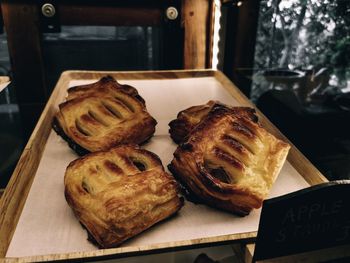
65,144,183,248
168,104,290,216
53,76,157,155
169,101,258,144
65,76,145,104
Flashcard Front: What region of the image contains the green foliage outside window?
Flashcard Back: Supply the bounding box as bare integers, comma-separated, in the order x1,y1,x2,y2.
254,0,350,97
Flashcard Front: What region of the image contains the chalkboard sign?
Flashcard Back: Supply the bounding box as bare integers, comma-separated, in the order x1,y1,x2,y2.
253,180,350,261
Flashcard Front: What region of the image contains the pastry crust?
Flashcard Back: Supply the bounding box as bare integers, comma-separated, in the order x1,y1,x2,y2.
53,76,157,154
66,76,145,104
169,101,258,144
168,104,290,216
65,144,184,248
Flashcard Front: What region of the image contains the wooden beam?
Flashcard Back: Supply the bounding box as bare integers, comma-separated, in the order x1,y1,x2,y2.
182,0,211,69
59,4,162,26
1,1,47,104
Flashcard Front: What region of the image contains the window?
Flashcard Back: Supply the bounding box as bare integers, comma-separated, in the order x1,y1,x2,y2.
252,0,350,103
251,0,350,180
42,26,162,91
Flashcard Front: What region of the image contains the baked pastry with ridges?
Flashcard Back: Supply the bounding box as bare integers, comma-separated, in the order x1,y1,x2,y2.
53,76,157,155
169,100,258,144
168,104,290,216
65,144,184,248
66,76,145,104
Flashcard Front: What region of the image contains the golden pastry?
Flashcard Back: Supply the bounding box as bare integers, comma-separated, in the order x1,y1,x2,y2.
169,100,258,144
65,76,145,103
53,76,157,155
65,144,184,248
168,103,290,216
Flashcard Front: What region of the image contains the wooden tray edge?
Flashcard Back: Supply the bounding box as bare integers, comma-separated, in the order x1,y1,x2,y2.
6,232,256,262
61,69,217,80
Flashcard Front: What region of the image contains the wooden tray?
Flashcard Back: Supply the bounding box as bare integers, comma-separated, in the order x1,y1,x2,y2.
0,70,327,262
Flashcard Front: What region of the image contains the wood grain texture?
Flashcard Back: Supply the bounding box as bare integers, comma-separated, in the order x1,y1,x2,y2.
1,1,47,104
0,76,10,85
59,4,162,26
0,69,326,262
5,232,255,263
182,0,211,69
245,243,255,263
1,0,48,138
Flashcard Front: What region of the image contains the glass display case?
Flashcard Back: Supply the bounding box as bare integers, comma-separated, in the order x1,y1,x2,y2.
0,0,349,261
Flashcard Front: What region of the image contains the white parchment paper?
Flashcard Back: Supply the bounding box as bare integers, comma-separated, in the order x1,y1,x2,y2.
6,77,309,257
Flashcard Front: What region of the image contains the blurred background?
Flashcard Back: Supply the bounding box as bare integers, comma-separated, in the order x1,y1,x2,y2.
0,0,349,189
